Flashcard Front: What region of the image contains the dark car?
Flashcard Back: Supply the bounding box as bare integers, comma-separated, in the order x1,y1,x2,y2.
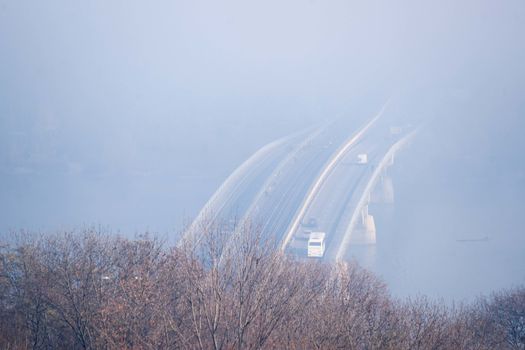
302,217,317,228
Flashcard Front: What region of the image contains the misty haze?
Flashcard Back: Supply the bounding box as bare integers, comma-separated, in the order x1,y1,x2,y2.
1,1,524,349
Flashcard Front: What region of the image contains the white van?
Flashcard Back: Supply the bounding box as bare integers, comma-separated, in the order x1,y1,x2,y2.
308,232,326,258
357,153,368,164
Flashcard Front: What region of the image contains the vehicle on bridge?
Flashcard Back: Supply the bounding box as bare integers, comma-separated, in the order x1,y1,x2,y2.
390,126,403,135
302,217,318,228
357,153,368,164
307,232,326,258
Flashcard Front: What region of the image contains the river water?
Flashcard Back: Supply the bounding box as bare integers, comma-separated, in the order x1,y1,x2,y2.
348,145,525,302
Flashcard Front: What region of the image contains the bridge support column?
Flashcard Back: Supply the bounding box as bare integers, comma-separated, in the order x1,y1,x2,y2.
371,174,394,204
349,205,376,244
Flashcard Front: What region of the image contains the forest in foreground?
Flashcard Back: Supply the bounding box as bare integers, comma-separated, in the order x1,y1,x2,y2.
0,223,524,350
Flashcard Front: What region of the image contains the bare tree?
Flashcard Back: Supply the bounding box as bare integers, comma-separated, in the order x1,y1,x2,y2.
471,287,525,349
395,296,451,350
1,227,524,350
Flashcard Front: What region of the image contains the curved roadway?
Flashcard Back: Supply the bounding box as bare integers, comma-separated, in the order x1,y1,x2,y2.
185,103,415,262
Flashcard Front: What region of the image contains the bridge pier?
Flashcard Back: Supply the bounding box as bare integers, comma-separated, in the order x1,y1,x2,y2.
349,205,376,244
336,130,417,261
371,174,394,204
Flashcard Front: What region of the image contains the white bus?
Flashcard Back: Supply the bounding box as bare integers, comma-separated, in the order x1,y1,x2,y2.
308,232,326,258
